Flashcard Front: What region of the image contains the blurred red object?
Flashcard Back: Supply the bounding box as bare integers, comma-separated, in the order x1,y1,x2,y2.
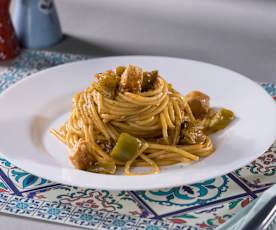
0,0,20,61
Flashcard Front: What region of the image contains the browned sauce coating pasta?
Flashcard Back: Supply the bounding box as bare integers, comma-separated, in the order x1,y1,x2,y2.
50,65,234,175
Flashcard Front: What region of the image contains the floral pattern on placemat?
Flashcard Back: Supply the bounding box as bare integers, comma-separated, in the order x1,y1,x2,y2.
137,176,229,208
168,196,253,229
0,50,88,93
8,167,54,191
233,142,276,191
0,50,275,230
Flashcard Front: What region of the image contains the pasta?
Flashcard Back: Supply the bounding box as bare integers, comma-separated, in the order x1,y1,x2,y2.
50,65,234,175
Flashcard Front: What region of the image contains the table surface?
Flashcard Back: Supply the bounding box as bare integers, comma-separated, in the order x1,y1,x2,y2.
2,0,276,229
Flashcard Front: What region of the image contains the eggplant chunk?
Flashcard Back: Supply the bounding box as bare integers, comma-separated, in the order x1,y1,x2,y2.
186,91,210,118
69,141,94,170
142,70,158,91
179,121,207,145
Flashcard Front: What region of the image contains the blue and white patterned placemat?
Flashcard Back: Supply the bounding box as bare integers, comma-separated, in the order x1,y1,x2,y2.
0,50,275,230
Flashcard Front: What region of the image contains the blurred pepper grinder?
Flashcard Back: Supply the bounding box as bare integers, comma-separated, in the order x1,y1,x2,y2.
0,0,20,61
13,0,63,49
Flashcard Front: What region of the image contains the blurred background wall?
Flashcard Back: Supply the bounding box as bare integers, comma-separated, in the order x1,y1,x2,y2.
11,0,276,82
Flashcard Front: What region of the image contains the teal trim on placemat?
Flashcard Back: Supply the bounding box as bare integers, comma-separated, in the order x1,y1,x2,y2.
0,50,275,230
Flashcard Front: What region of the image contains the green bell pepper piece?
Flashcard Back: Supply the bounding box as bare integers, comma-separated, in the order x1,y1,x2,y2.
115,66,126,76
208,108,234,132
94,73,120,99
111,133,142,162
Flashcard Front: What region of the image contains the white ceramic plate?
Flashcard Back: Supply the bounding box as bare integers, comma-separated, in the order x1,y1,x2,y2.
0,56,275,191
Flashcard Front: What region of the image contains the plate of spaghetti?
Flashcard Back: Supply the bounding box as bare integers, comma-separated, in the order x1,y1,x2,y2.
0,56,275,190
